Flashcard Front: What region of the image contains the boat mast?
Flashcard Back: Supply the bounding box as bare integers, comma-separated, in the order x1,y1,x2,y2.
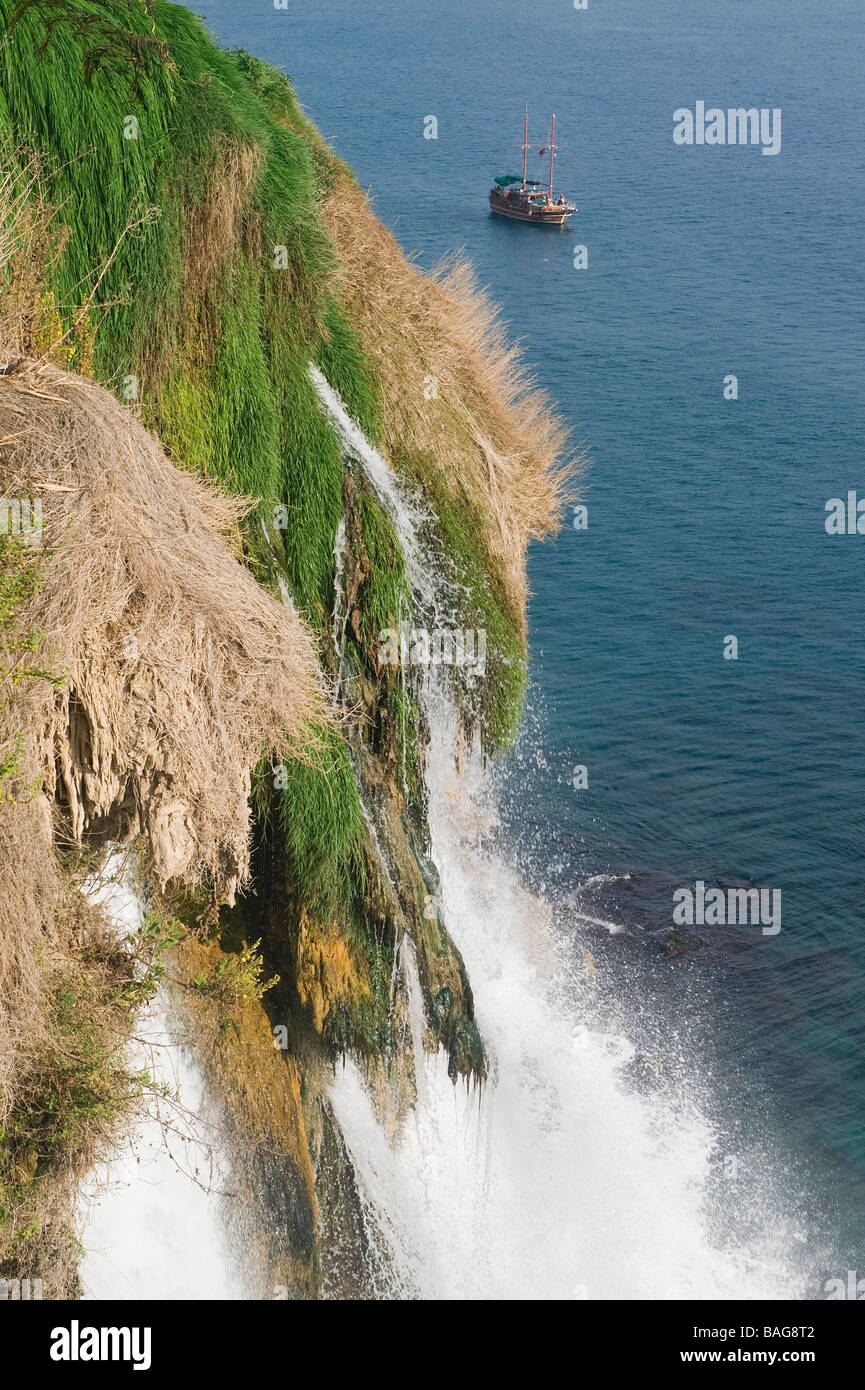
548,113,556,202
522,107,529,191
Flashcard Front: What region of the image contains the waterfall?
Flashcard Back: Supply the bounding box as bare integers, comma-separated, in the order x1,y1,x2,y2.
74,369,815,1301
78,869,246,1300
309,366,432,605
311,371,814,1300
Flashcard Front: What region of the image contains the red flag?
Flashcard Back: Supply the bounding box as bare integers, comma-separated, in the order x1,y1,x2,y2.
538,147,546,156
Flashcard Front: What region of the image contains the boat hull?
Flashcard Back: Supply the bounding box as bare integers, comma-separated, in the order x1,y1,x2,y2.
489,195,572,225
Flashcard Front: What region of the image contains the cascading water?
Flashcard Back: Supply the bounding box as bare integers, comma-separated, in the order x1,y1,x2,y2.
312,371,816,1300
331,517,349,703
79,869,246,1300
74,371,818,1302
309,366,430,600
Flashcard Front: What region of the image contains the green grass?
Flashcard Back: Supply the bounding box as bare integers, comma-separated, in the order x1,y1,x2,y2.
354,489,408,650
317,296,382,444
277,729,367,923
0,2,371,627
227,45,340,199
260,319,344,620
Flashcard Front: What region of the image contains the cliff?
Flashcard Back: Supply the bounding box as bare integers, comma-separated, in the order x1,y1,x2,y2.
0,0,570,1294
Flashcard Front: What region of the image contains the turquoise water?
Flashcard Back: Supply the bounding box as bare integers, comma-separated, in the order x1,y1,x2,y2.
195,0,865,1273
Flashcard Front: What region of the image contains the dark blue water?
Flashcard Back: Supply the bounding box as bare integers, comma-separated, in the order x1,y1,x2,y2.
194,0,865,1272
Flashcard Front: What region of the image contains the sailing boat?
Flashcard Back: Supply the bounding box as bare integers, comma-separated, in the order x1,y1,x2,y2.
489,112,576,224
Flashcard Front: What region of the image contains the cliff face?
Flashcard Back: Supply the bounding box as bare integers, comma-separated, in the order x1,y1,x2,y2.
0,0,570,1293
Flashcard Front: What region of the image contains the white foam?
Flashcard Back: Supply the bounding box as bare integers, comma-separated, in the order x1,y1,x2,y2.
78,872,245,1300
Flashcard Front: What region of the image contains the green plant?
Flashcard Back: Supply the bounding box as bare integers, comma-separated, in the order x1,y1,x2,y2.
117,908,185,1011
191,938,279,1011
0,937,154,1287
278,729,367,922
394,445,527,752
10,0,176,92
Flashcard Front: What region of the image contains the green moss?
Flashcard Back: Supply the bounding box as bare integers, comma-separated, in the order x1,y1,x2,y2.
395,445,527,752
354,489,408,648
277,730,367,923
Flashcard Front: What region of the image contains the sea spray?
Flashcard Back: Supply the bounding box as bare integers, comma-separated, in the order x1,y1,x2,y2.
312,371,813,1300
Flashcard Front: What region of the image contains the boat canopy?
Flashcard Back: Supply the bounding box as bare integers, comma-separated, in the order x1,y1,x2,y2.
494,175,546,189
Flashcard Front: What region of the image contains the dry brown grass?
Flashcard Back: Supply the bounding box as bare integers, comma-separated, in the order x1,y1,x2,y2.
0,146,81,372
177,136,261,367
0,362,324,898
322,168,580,622
185,139,260,296
0,776,58,1099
